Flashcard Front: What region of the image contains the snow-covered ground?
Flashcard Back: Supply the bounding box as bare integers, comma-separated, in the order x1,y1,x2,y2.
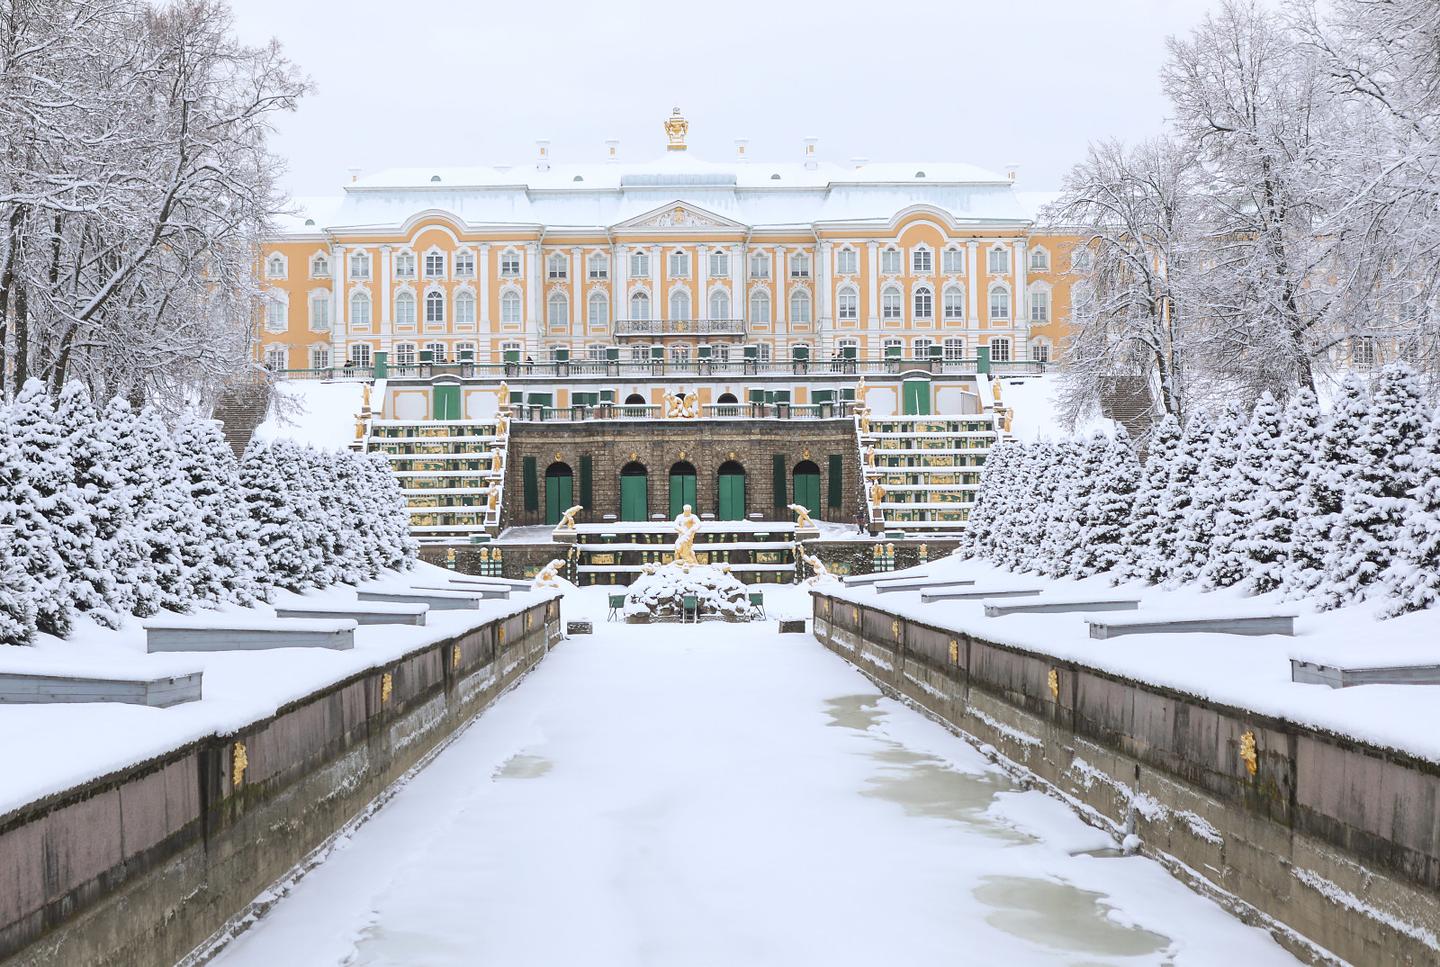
0,561,558,816
828,554,1440,763
252,380,365,450
1001,374,1117,441
208,586,1294,967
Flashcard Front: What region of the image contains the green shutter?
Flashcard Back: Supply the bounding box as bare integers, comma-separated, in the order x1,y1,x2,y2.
579,455,593,509
827,455,843,508
522,456,539,512
772,454,787,508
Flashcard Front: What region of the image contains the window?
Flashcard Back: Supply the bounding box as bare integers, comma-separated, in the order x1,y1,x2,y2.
789,289,812,324
500,290,522,324
394,291,417,327
670,289,691,321
588,292,609,327
988,247,1010,274
838,337,859,358
395,344,416,368
836,248,858,275
758,342,772,363
500,341,521,361
454,251,475,278
790,252,811,278
749,289,771,323
588,253,609,279
913,285,933,320
310,254,329,278
1351,334,1377,368
912,247,932,273
309,345,330,370
265,254,286,278
349,291,372,328
943,337,965,360
670,345,690,365
629,345,648,363
309,291,332,332
709,289,730,319
942,248,964,274
263,345,287,370
988,284,1010,321
629,249,649,277
630,291,651,320
749,252,770,279
943,285,964,321
547,253,567,279
456,341,476,361
425,341,446,362
1071,248,1092,271
989,337,1012,362
348,251,370,280
880,247,901,275
586,344,607,362
348,343,372,368
708,250,728,277
547,291,568,328
424,290,445,327
1029,247,1050,271
715,343,731,363
668,250,689,277
455,290,476,325
881,285,902,321
837,286,858,321
914,337,934,359
883,337,903,357
394,251,416,279
500,250,522,277
264,294,287,332
1030,288,1050,323
549,345,569,362
1030,340,1051,363
424,251,445,279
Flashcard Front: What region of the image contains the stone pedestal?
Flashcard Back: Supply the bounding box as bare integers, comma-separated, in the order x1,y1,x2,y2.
551,528,577,544
794,525,820,542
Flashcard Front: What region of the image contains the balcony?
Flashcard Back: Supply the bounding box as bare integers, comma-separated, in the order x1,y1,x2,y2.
613,317,746,338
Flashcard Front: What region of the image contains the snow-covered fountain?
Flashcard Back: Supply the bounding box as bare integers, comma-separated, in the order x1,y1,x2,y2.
622,505,762,622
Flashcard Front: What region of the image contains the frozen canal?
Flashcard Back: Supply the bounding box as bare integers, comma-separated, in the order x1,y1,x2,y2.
213,587,1295,967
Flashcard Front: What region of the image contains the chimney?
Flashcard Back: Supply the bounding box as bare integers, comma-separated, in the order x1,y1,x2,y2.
1005,162,1020,182
605,138,620,163
803,137,819,170
734,138,749,162
347,167,361,184
536,139,551,172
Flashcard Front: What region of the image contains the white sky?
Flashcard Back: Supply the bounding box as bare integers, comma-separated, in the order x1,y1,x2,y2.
228,0,1228,200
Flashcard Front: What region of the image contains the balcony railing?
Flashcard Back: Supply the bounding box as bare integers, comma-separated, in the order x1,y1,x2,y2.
508,400,862,423
613,317,747,337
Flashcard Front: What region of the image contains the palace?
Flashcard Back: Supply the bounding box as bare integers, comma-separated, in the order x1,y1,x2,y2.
255,110,1081,577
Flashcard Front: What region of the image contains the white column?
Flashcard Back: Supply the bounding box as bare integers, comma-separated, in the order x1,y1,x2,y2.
1014,239,1027,347
571,247,582,341
966,241,980,325
526,242,540,351
477,243,490,329
650,244,661,317
378,245,392,340
698,244,710,319
776,248,786,329
332,244,347,362
818,241,832,336
732,244,744,324
615,243,628,322
866,242,879,323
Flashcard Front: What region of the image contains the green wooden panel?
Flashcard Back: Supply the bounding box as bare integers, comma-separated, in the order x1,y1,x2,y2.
373,351,388,378
794,469,820,517
812,389,834,404
772,455,787,508
668,472,697,519
522,456,539,512
902,380,931,416
545,472,573,525
579,455,593,509
527,392,553,407
976,346,991,374
433,384,461,420
621,474,648,521
718,474,746,521
827,455,843,508
748,389,766,404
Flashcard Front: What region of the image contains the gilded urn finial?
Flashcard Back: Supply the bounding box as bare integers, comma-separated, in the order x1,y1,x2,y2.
665,107,689,151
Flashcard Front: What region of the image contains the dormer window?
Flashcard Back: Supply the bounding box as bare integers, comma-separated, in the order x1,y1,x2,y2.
394,251,416,279
424,251,445,279
790,252,811,278
547,253,568,279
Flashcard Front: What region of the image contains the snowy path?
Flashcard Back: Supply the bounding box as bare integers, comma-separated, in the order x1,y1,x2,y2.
210,587,1296,967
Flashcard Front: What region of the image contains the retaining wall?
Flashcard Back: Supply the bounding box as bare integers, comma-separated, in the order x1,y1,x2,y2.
811,591,1440,966
0,595,563,967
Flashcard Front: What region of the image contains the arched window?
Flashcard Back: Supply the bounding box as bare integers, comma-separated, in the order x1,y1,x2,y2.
837,285,858,321
913,286,933,320
716,460,746,520
668,250,689,277
670,289,691,321
790,252,811,278
716,392,738,404
349,291,371,327
265,254,286,278
544,462,574,526
348,251,370,279
709,288,730,319
708,250,729,277
989,337,1012,362
987,247,1010,274
620,462,648,521
394,291,416,327
500,290,522,324
789,289,812,323
1029,247,1050,271
988,284,1010,321
942,247,964,274
424,290,445,326
748,251,770,278
309,254,329,277
547,253,567,280
628,249,648,277
880,247,901,275
547,291,568,328
630,290,651,320
625,393,646,405
881,285,902,321
264,293,287,332
309,291,331,332
587,253,609,279
588,291,609,327
749,289,771,323
1029,286,1050,323
455,290,476,325
943,285,964,321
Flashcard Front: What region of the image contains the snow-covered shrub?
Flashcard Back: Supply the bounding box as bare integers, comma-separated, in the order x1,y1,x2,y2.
1172,403,1247,585
173,413,267,605
623,563,759,622
1286,375,1370,597
1074,430,1140,578
1121,414,1181,584
1383,410,1440,616
1201,393,1286,590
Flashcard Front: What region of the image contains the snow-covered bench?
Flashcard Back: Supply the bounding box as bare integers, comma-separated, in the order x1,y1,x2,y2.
408,583,511,600
447,576,533,590
920,587,1043,603
0,670,202,707
1290,658,1440,689
874,578,976,594
144,616,356,653
983,596,1141,617
842,570,929,587
1087,609,1298,640
274,602,429,626
358,589,490,610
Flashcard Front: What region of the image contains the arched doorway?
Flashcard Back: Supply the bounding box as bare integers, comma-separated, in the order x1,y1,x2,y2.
668,460,697,519
620,462,648,521
716,392,738,404
544,462,573,526
717,460,746,521
793,460,821,519
625,393,645,405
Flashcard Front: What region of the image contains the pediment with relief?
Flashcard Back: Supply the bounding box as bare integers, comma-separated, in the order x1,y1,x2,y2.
614,202,747,233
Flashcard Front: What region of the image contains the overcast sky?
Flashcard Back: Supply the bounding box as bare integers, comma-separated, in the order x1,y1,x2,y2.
228,0,1228,200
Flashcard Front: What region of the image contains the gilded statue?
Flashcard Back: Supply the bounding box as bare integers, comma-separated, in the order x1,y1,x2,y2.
795,541,832,585
673,503,701,565
787,503,817,530
555,504,584,531
664,107,689,149
495,412,509,436
486,485,500,511
533,558,567,589
681,390,700,419
869,480,886,505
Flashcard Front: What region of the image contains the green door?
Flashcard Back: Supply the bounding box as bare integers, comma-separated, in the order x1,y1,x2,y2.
793,462,821,518
902,379,931,415
718,472,746,520
621,472,648,521
433,384,461,420
545,469,573,526
668,470,696,519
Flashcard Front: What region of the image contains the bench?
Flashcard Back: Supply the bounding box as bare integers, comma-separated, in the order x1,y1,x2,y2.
358,590,488,611
842,570,930,588
920,588,1043,603
1088,610,1298,640
0,670,203,707
447,576,532,590
408,583,511,600
145,617,356,653
875,578,976,594
275,602,429,626
983,596,1141,617
1290,658,1440,689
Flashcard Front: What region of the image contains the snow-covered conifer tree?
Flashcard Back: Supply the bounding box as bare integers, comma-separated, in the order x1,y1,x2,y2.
1287,375,1371,596
8,381,76,636
1229,390,1320,595
128,406,200,611
367,451,418,570
1171,403,1247,584
1039,437,1100,577
0,402,41,645
959,440,1010,559
1139,409,1215,584
1074,431,1141,578
1119,414,1181,582
1383,408,1440,616
173,413,266,605
53,383,122,628
1201,393,1286,590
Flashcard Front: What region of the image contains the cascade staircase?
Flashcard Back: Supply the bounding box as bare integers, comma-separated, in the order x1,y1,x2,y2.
857,414,1000,535
362,418,509,545
569,522,798,586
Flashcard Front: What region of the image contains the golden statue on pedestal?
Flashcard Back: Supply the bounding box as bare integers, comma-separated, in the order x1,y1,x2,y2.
869,480,886,506
555,504,583,531
787,503,816,530
533,558,567,589
673,503,701,565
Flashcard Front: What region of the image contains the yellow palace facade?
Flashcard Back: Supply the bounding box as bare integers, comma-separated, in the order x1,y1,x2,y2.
256,111,1076,376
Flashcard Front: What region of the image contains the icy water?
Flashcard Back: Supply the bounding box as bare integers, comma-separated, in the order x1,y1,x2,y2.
210,587,1295,967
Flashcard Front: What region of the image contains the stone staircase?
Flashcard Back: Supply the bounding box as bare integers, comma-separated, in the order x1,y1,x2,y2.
857,413,1000,536
1100,376,1156,442
211,372,272,457
363,418,509,545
